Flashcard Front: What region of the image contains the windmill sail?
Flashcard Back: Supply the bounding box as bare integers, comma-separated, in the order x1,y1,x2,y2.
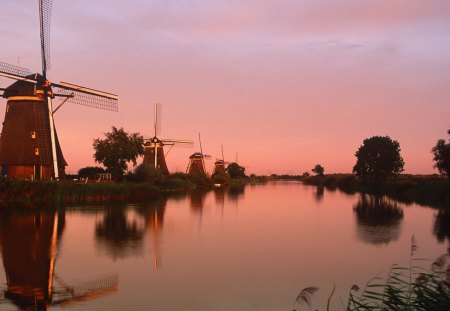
0,62,31,78
39,0,53,76
54,82,118,111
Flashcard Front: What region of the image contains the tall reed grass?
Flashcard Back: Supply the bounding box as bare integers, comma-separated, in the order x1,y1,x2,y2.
293,236,450,311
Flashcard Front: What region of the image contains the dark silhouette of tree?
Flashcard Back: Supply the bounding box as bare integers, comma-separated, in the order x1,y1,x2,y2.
432,127,450,179
93,127,144,180
312,164,325,176
226,162,246,179
353,136,404,180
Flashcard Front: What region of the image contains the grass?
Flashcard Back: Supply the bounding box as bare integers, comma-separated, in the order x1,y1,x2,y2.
293,237,450,311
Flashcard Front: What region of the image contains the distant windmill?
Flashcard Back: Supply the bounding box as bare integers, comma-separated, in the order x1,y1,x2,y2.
143,103,192,175
186,133,211,175
212,145,229,177
0,0,118,180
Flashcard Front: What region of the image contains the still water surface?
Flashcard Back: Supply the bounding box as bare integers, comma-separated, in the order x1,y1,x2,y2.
0,182,448,310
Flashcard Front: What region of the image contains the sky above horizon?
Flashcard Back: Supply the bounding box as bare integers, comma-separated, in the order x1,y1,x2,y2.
1,0,449,175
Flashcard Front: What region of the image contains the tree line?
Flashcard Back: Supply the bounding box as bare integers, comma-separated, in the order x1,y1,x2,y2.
310,127,450,180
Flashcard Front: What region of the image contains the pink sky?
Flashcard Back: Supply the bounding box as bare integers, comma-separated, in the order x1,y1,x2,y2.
1,0,449,175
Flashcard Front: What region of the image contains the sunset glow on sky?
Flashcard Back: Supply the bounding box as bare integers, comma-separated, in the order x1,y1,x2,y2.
1,0,449,175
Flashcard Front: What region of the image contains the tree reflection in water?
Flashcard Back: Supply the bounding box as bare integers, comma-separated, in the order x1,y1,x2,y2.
315,186,324,202
227,183,246,202
354,194,404,245
433,209,450,243
95,204,144,260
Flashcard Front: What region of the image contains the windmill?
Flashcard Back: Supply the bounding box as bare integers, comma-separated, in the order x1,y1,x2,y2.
0,0,118,180
186,133,211,175
143,103,192,175
212,144,229,177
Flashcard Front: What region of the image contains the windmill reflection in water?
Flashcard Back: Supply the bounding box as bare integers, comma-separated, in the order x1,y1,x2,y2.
0,206,118,310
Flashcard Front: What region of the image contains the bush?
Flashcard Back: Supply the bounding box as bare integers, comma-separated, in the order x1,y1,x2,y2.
132,164,163,183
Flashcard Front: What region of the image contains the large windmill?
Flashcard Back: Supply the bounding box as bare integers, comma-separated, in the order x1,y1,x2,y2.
186,133,211,175
143,103,192,175
0,0,118,180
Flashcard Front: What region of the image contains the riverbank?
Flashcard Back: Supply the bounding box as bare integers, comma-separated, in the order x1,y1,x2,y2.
302,174,450,208
0,174,267,205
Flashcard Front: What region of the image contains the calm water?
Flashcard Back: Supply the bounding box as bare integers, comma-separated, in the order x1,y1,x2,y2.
0,182,448,310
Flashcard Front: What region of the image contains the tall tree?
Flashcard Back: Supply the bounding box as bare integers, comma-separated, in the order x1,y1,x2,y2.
353,136,404,180
432,127,450,179
93,127,144,180
312,164,325,177
226,162,246,179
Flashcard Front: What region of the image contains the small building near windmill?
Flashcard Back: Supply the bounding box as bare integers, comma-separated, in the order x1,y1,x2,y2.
143,137,169,175
0,75,67,180
186,152,206,175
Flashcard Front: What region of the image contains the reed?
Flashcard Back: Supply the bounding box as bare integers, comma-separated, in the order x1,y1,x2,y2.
294,237,450,310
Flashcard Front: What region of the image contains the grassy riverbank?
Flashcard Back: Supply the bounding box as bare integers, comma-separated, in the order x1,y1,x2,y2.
0,174,267,205
302,174,450,208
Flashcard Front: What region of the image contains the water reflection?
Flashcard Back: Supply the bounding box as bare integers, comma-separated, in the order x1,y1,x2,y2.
189,190,207,214
136,198,167,270
315,186,324,202
433,209,450,243
227,184,246,202
95,204,144,260
354,194,404,245
0,207,117,310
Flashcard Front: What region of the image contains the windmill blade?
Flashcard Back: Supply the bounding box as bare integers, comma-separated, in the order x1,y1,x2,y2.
39,0,53,76
0,61,32,78
153,103,163,137
161,139,193,144
53,81,118,111
52,274,118,306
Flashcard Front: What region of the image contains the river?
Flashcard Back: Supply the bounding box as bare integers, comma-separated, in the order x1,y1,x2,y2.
0,181,448,310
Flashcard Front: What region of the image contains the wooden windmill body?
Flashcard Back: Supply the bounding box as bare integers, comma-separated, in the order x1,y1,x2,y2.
186,133,210,175
143,103,191,175
212,145,228,177
0,0,118,180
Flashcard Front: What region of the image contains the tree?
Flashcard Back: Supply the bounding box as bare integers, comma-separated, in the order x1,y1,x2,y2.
432,128,450,179
353,136,404,179
312,164,325,176
93,126,144,180
226,162,246,179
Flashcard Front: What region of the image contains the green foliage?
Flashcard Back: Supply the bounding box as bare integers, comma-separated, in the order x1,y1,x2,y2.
132,163,163,183
93,126,144,180
432,128,450,179
312,164,325,177
78,166,105,179
353,136,405,180
212,172,231,185
188,172,212,188
226,162,246,179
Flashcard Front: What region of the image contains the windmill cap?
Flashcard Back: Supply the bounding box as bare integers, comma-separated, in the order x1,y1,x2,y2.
3,73,47,98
